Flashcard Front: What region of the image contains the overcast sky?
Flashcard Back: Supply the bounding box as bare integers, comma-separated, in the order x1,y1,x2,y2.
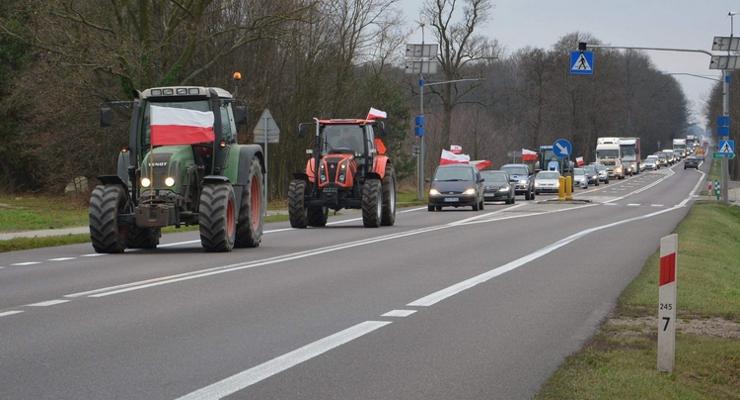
398,0,738,126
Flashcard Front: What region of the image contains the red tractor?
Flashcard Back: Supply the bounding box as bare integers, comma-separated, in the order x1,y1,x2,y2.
288,117,396,228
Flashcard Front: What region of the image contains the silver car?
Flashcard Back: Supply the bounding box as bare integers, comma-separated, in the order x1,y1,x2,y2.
573,168,589,189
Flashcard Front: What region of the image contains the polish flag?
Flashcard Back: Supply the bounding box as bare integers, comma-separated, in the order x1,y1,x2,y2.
150,105,215,146
440,149,470,165
450,144,463,154
522,148,537,162
366,107,387,120
576,156,585,166
470,160,492,170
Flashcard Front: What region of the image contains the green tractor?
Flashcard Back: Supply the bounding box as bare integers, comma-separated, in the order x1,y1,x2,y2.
91,86,265,253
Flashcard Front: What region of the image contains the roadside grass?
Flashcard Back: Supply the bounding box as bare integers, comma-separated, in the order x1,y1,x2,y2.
0,194,89,232
536,202,740,400
397,188,427,206
699,159,720,196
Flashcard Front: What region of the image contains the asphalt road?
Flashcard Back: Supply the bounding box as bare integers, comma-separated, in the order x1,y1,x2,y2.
0,160,708,400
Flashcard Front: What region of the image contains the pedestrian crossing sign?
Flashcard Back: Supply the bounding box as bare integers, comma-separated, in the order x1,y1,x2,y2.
570,51,594,75
718,139,735,154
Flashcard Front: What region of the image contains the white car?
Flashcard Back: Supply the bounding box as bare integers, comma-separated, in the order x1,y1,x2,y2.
534,171,561,194
573,168,589,189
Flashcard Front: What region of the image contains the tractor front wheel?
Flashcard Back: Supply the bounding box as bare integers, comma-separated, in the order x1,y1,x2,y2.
362,179,382,228
235,158,264,248
199,183,236,252
381,165,396,226
308,206,328,227
89,184,129,253
288,179,309,228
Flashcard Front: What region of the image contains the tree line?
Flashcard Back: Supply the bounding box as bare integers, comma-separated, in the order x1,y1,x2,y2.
0,0,690,196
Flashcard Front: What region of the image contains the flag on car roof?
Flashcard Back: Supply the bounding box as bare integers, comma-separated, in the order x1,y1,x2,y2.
440,149,471,165
450,144,463,154
576,156,585,166
522,148,537,161
470,160,493,170
150,105,215,146
366,107,387,120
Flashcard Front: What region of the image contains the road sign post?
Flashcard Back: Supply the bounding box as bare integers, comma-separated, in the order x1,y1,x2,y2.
253,109,280,213
658,234,678,373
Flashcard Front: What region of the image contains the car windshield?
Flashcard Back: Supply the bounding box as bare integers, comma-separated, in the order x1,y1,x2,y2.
537,171,559,179
647,155,658,160
322,125,365,154
584,166,596,174
573,168,586,175
594,164,606,171
501,165,529,175
481,171,508,183
434,166,474,181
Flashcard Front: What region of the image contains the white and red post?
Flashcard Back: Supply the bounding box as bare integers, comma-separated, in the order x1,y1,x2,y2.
658,233,678,372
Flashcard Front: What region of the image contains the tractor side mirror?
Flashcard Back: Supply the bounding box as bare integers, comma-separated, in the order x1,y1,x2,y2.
377,121,387,137
233,105,247,125
298,123,311,137
100,106,113,127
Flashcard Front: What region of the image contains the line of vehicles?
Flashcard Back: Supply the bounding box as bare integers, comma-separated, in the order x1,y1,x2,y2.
426,135,704,211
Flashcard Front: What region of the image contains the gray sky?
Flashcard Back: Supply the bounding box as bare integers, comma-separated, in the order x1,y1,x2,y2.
398,0,738,126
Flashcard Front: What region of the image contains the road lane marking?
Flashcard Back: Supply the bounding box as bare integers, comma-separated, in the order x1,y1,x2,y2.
677,167,706,207
27,299,70,307
11,261,40,266
651,204,664,207
48,257,76,262
381,309,417,318
627,203,640,207
0,310,24,317
407,204,687,307
176,321,391,400
81,253,105,257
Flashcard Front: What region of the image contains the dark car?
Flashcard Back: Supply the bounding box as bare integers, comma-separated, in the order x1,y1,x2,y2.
500,163,535,200
684,156,701,169
481,170,515,204
584,165,600,186
428,165,485,211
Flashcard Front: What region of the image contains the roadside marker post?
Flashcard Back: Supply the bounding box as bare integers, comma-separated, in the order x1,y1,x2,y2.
658,234,678,373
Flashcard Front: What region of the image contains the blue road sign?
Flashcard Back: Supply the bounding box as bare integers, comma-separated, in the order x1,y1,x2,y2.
719,139,735,154
414,115,425,137
718,126,730,136
717,115,730,127
553,138,573,159
570,51,594,75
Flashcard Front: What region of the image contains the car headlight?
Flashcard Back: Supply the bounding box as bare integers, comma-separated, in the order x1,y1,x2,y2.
164,177,175,187
519,179,527,184
429,188,441,196
498,186,509,192
463,188,476,195
615,167,623,173
140,177,151,187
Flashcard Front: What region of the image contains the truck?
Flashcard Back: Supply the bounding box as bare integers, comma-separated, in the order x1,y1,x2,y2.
595,137,625,179
673,138,687,158
685,135,697,152
619,137,641,175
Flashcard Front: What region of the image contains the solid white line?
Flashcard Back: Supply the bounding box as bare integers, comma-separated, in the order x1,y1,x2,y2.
381,309,417,318
449,203,525,226
0,310,24,317
11,261,40,266
176,321,391,400
603,203,617,206
48,257,76,262
26,299,70,307
678,168,706,207
407,204,685,307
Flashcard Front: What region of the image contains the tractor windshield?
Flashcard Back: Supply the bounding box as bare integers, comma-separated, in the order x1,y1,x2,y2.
139,100,234,148
322,125,365,155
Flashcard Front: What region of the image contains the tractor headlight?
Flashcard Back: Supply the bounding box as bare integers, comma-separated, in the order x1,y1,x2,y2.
429,188,441,196
141,177,151,187
463,188,476,195
164,177,175,187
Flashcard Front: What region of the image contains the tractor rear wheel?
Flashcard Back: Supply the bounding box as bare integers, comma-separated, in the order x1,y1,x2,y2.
308,206,328,227
235,159,264,248
362,179,382,228
381,165,396,226
199,183,236,252
288,179,309,228
89,184,129,253
127,227,160,249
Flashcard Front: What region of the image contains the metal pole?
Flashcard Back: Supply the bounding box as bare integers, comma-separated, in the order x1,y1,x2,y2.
264,114,269,214
721,13,735,204
417,22,426,201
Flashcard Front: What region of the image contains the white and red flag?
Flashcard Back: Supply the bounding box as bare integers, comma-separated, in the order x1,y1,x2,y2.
150,105,215,146
470,160,492,170
440,149,470,165
522,148,537,161
450,144,463,154
366,107,387,120
576,156,585,166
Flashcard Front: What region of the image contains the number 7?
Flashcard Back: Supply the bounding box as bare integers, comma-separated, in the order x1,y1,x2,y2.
662,317,670,331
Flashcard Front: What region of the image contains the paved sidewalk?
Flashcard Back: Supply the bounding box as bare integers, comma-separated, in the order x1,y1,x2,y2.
0,209,290,241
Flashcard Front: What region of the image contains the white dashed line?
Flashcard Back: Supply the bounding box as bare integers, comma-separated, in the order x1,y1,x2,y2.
651,204,664,207
627,203,640,207
27,299,70,307
48,257,76,262
11,261,41,266
381,309,417,318
81,253,105,257
0,310,24,317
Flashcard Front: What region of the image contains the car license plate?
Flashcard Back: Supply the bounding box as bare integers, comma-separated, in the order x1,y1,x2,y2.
444,197,459,202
